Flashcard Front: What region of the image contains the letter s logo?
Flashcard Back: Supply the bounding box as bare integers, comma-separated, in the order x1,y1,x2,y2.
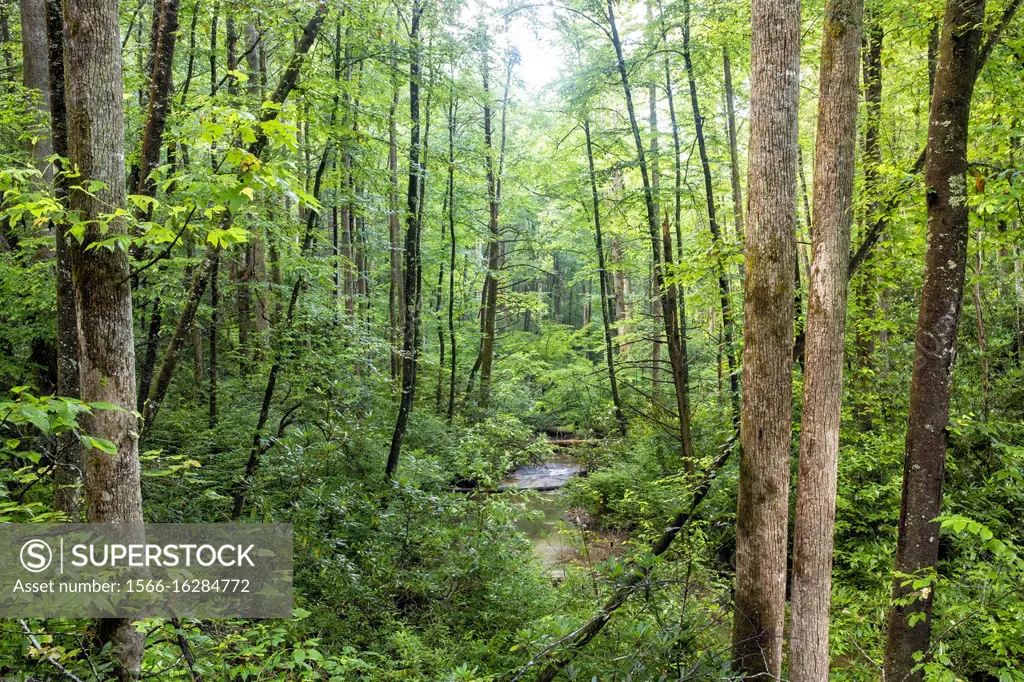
20,539,52,573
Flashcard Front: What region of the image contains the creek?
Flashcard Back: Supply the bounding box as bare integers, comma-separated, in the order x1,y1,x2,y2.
501,456,584,569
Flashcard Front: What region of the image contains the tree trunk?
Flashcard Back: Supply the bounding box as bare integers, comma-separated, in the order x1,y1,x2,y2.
606,0,690,469
723,47,744,266
731,0,800,675
135,0,180,198
62,0,144,675
447,96,458,421
209,254,218,427
584,119,627,435
883,0,986,679
45,0,80,516
389,64,403,382
788,0,862,679
853,14,883,429
683,0,740,442
971,231,989,421
385,0,424,479
20,0,52,173
477,43,515,410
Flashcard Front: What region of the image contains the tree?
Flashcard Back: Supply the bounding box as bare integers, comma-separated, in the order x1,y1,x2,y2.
731,0,800,676
788,0,862,678
385,0,425,479
62,0,144,675
883,0,988,679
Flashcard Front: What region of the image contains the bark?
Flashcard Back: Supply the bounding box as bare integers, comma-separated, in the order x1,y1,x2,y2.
731,0,799,675
20,0,52,172
606,0,690,468
389,72,403,381
723,47,744,261
209,0,218,96
447,96,458,421
136,298,162,413
135,0,180,198
883,0,986,679
683,0,740,442
209,255,218,427
584,119,627,435
853,13,883,429
385,0,424,479
140,4,326,437
477,43,515,409
45,0,80,516
62,0,144,675
647,2,662,397
788,0,862,679
1014,243,1024,365
971,244,990,420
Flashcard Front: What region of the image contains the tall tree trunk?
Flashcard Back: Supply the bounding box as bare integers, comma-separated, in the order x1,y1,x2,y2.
385,0,424,479
135,0,179,198
584,119,627,435
683,0,740,442
788,0,862,679
20,0,52,173
647,2,662,398
660,24,695,462
446,96,458,421
62,0,144,675
477,43,515,409
723,47,744,266
883,0,986,679
389,55,403,382
605,0,690,468
972,231,989,421
854,14,883,429
45,0,80,516
209,254,218,427
731,0,800,675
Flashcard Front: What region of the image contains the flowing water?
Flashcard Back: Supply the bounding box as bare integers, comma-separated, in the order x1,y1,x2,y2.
501,456,584,568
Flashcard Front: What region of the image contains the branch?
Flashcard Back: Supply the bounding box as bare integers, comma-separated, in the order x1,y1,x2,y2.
19,621,85,682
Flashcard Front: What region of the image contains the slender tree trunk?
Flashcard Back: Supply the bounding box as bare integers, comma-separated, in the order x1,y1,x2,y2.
389,60,403,382
647,2,663,397
788,0,862,679
723,47,744,260
45,0,80,516
883,1,986,679
385,0,424,479
209,255,218,427
477,43,515,409
20,0,52,173
135,0,179,198
446,97,458,421
683,0,740,441
972,231,989,421
606,0,689,468
584,119,627,435
854,14,883,429
731,0,800,675
62,0,144,675
1014,243,1024,364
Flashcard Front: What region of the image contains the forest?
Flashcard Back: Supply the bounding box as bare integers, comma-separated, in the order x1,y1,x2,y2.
0,0,1022,678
